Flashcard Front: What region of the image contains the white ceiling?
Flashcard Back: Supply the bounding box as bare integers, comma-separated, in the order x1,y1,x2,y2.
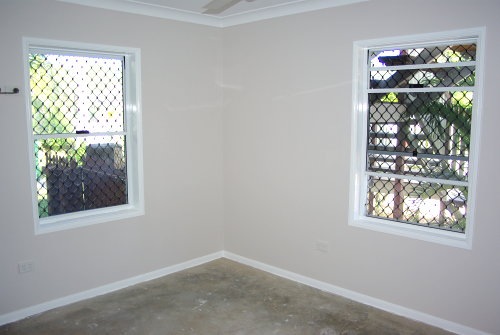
58,0,368,27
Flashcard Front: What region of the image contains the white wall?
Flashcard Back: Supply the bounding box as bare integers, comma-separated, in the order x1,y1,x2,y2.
223,0,500,333
0,0,224,315
1,0,500,334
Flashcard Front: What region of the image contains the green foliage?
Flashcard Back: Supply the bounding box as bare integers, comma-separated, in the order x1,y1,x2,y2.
411,100,472,147
29,53,77,135
41,138,86,163
30,54,85,165
435,47,473,64
380,92,398,103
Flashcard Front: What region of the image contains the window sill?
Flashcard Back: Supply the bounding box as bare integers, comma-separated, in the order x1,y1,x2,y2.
349,216,471,249
35,204,144,235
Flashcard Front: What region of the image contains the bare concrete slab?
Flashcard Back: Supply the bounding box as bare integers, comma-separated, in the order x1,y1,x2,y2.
0,259,455,335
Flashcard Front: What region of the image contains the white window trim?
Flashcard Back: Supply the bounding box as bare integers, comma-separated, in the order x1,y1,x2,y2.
348,28,485,249
23,37,145,234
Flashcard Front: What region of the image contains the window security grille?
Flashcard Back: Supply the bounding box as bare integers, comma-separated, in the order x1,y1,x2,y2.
366,43,476,232
29,51,128,218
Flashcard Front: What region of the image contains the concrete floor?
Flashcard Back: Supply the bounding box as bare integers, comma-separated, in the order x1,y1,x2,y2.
0,259,455,335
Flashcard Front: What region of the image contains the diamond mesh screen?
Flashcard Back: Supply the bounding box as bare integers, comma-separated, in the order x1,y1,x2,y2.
29,52,127,218
366,176,467,232
365,43,475,232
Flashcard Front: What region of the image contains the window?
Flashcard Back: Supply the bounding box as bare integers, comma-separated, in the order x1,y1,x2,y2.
349,28,484,248
24,38,144,234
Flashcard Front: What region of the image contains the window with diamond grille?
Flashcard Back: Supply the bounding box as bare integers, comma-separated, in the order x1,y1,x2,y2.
350,30,483,246
25,39,144,232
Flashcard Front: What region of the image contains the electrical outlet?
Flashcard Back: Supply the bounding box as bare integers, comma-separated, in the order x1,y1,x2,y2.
18,261,34,274
315,240,330,253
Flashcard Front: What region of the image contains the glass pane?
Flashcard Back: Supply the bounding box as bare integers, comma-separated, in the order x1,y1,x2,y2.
367,153,468,182
35,135,127,218
366,176,467,232
369,43,476,67
370,67,475,89
368,92,472,158
29,53,124,135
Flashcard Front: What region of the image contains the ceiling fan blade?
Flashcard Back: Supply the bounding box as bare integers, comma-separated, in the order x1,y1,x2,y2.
203,0,243,14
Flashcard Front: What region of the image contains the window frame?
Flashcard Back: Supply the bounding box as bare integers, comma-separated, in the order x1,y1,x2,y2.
348,28,485,249
23,37,144,234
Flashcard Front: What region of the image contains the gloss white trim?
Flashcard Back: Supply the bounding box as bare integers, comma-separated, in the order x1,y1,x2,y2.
0,251,489,334
220,0,368,27
348,27,485,249
56,0,369,27
223,252,490,335
23,37,145,235
0,252,223,327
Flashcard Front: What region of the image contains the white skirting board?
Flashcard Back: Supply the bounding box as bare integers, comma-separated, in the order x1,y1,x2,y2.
0,251,223,327
0,250,490,335
222,251,489,335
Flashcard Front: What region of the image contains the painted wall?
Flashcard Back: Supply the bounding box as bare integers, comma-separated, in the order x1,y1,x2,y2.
0,0,224,314
223,0,500,333
2,0,500,333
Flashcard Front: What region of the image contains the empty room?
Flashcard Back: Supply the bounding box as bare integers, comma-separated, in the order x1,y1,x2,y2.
0,0,499,334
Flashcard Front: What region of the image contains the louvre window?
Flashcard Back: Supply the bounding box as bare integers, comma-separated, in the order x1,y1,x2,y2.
25,39,144,233
349,29,483,248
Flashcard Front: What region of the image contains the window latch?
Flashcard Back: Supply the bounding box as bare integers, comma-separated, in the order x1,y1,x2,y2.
76,130,90,134
0,87,19,95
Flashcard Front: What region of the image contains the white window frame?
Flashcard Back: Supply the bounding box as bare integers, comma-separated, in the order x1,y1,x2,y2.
348,28,485,249
23,37,144,234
